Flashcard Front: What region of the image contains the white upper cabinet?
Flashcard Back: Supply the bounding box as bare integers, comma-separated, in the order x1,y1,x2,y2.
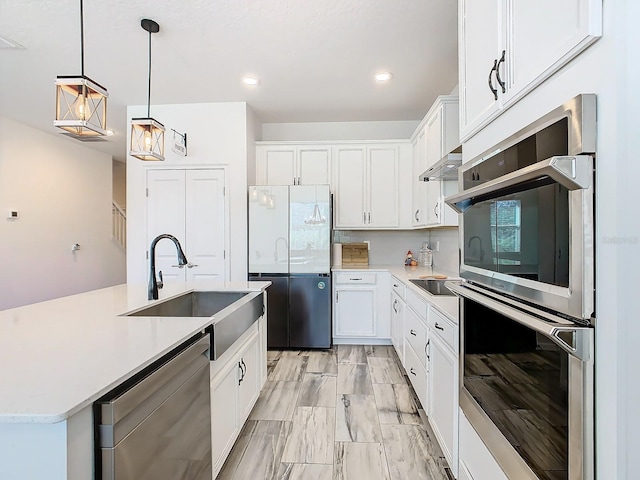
459,0,504,139
459,0,602,141
411,96,459,228
256,144,331,186
333,144,399,229
412,129,428,227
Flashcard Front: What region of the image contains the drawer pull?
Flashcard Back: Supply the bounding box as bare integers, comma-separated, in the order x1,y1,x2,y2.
349,277,363,281
410,329,417,336
435,322,444,331
393,283,399,287
410,368,416,376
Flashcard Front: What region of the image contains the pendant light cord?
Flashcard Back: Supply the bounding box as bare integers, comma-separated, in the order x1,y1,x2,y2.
147,27,152,118
79,0,84,76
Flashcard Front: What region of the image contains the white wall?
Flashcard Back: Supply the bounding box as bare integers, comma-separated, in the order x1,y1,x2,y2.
0,117,126,311
126,102,253,284
262,120,420,141
460,1,638,476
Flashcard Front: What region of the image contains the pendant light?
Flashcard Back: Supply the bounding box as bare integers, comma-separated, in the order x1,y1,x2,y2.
54,0,108,137
130,19,165,161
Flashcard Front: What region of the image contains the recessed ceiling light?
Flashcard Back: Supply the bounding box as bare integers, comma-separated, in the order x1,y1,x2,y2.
242,76,259,86
375,71,392,83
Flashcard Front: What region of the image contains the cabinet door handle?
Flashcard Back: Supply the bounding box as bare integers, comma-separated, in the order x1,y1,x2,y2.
171,264,185,268
410,329,417,336
238,361,244,385
425,339,431,361
410,367,416,376
349,277,363,281
435,322,444,331
434,202,439,219
241,359,247,380
393,299,398,314
415,209,420,222
186,262,199,269
488,59,498,101
363,212,366,224
336,291,339,303
495,50,506,93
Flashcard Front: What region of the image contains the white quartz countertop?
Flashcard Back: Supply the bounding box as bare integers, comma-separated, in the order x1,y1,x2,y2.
332,264,460,321
0,281,270,424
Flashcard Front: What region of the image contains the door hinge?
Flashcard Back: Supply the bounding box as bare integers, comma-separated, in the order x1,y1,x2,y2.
223,250,226,259
223,186,226,196
146,250,148,260
146,188,149,197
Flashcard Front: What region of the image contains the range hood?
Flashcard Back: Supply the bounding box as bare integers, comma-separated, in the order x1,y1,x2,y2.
419,147,462,182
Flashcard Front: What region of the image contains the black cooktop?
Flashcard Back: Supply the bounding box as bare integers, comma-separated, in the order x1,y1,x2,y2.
408,279,455,296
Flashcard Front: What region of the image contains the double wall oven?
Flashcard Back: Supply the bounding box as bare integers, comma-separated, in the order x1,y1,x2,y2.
446,95,596,480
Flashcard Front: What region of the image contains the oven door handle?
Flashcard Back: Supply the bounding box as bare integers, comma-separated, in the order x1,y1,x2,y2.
446,281,593,361
445,155,593,213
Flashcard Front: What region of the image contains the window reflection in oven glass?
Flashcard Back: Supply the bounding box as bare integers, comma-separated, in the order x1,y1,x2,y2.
464,298,569,480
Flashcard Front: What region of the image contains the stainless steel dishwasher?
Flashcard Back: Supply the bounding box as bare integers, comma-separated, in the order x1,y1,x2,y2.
95,334,212,480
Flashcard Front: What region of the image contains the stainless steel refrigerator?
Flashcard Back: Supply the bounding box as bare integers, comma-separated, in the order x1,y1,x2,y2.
248,185,331,349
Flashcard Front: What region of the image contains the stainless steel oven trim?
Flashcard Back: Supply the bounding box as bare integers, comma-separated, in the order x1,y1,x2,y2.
454,172,594,321
461,94,596,171
448,94,596,322
446,155,592,211
447,282,592,360
456,284,594,480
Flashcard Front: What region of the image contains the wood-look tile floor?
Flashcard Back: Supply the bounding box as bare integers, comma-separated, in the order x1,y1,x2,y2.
217,345,452,480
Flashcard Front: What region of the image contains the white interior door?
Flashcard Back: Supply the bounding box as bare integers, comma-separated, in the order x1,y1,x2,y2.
146,170,187,284
147,168,227,285
185,169,226,282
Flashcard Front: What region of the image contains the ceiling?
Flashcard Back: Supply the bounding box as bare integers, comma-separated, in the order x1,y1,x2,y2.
0,0,458,162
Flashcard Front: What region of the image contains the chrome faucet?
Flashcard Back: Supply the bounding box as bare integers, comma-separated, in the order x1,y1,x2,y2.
148,234,188,300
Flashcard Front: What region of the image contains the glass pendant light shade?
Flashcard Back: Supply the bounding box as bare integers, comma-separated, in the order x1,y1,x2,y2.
130,18,164,161
54,0,108,137
130,117,165,161
55,76,108,136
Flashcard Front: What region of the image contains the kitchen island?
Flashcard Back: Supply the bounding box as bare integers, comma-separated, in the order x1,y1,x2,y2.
0,281,270,480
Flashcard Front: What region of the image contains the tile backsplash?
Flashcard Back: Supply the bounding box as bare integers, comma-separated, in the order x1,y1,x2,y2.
334,228,459,272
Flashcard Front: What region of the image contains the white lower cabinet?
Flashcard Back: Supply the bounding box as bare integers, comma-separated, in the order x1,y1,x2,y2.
390,291,405,362
333,271,390,343
334,287,376,337
403,291,429,410
210,325,264,478
459,409,509,480
404,339,428,411
428,307,459,477
429,332,458,476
